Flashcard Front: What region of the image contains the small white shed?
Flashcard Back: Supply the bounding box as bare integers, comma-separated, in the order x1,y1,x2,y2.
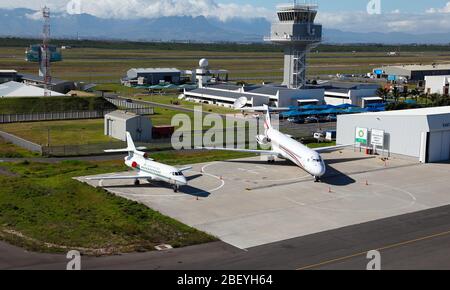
105,110,152,142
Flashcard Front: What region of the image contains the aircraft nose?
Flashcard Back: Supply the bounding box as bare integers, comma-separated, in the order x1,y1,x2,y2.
312,164,326,177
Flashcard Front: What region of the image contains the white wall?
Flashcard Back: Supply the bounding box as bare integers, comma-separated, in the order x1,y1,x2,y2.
336,114,429,160
425,75,450,94
284,88,325,107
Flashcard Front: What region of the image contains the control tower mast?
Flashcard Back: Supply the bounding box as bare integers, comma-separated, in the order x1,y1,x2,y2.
265,1,322,89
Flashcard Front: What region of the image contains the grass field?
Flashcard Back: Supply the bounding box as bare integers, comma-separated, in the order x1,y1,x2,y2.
0,119,113,146
2,44,450,84
0,150,255,254
0,96,115,114
0,159,216,254
0,137,39,158
0,107,236,146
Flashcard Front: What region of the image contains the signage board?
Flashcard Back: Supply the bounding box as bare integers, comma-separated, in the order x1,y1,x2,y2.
355,127,368,144
371,129,385,147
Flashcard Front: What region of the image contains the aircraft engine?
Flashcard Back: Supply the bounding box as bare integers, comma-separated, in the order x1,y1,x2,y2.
256,135,271,145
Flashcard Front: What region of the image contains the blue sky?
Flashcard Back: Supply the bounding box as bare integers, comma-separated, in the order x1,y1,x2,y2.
218,0,449,13
2,0,450,33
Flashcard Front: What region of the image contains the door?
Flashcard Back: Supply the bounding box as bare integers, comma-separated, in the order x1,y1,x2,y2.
107,119,113,136
428,131,450,162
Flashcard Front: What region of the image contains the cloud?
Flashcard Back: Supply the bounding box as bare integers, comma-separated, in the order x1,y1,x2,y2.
427,2,450,13
0,0,273,21
316,10,450,34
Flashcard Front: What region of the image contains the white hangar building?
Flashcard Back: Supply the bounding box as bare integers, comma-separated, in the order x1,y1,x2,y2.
183,84,324,108
105,111,152,142
337,107,450,163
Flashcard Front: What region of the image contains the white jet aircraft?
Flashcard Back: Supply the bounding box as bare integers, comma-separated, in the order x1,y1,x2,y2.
200,105,348,182
87,132,191,192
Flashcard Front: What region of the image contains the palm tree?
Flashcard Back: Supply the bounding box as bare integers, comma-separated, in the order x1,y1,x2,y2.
429,93,441,106
391,87,401,104
376,87,390,103
410,88,420,102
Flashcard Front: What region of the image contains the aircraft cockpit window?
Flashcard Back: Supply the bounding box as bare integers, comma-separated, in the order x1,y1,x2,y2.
172,172,183,176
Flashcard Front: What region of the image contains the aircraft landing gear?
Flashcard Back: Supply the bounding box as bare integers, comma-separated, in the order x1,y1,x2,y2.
173,185,180,193
314,176,321,183
267,156,276,164
134,179,140,186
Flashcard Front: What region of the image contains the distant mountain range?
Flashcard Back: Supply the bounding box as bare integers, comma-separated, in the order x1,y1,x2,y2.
1,8,450,44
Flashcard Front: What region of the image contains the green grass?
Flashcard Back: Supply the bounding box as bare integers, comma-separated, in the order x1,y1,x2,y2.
0,137,39,158
2,44,450,84
0,97,115,114
307,141,337,149
0,159,216,254
0,119,113,146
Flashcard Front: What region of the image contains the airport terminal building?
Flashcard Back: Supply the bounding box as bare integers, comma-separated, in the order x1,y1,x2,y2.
337,107,450,163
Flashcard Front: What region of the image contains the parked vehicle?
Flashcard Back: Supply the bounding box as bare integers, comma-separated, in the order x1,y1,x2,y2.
305,116,319,124
287,117,304,124
313,131,325,141
325,115,337,122
325,130,337,141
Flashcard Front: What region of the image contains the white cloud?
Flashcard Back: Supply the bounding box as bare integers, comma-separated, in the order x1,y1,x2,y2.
1,0,450,34
0,0,273,21
316,10,450,34
427,2,450,13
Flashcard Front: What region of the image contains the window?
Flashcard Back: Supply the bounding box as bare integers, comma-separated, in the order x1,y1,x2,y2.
172,172,183,176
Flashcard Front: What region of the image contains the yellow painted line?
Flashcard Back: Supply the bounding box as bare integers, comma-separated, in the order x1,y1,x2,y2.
297,229,450,270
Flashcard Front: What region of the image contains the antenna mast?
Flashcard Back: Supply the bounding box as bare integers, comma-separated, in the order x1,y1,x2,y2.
42,6,52,97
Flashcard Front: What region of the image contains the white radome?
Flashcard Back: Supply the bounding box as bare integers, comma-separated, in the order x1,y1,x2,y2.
199,58,209,68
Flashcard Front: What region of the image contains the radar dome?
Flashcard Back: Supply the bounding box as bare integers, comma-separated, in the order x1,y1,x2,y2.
199,58,209,68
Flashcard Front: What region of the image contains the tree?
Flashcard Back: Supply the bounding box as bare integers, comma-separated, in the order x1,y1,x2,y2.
376,87,390,102
410,88,420,102
391,87,401,104
429,93,441,105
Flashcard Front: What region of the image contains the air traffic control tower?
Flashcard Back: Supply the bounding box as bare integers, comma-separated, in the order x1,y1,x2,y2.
265,1,322,89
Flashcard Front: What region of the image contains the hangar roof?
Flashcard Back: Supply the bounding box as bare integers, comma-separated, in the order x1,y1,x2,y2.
105,110,140,120
381,64,450,72
0,81,64,97
188,88,268,101
361,106,450,116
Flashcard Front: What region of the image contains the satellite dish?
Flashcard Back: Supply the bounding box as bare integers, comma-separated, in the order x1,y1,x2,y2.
234,97,248,109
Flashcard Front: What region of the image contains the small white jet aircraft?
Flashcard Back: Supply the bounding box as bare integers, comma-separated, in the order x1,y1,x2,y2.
200,105,347,182
87,132,191,192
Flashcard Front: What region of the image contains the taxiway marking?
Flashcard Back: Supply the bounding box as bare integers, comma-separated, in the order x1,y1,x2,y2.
297,229,450,270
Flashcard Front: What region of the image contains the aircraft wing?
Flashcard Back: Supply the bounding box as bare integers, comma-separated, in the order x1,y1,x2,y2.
197,147,276,155
313,144,352,153
86,173,154,181
178,166,193,172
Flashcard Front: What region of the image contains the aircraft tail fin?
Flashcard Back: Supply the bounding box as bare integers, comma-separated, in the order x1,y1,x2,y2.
126,132,136,152
263,104,273,130
104,132,147,155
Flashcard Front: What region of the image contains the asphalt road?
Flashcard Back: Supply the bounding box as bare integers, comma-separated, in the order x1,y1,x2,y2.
2,204,450,270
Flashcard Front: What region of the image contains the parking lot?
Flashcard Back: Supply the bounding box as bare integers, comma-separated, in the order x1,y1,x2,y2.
79,150,450,250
